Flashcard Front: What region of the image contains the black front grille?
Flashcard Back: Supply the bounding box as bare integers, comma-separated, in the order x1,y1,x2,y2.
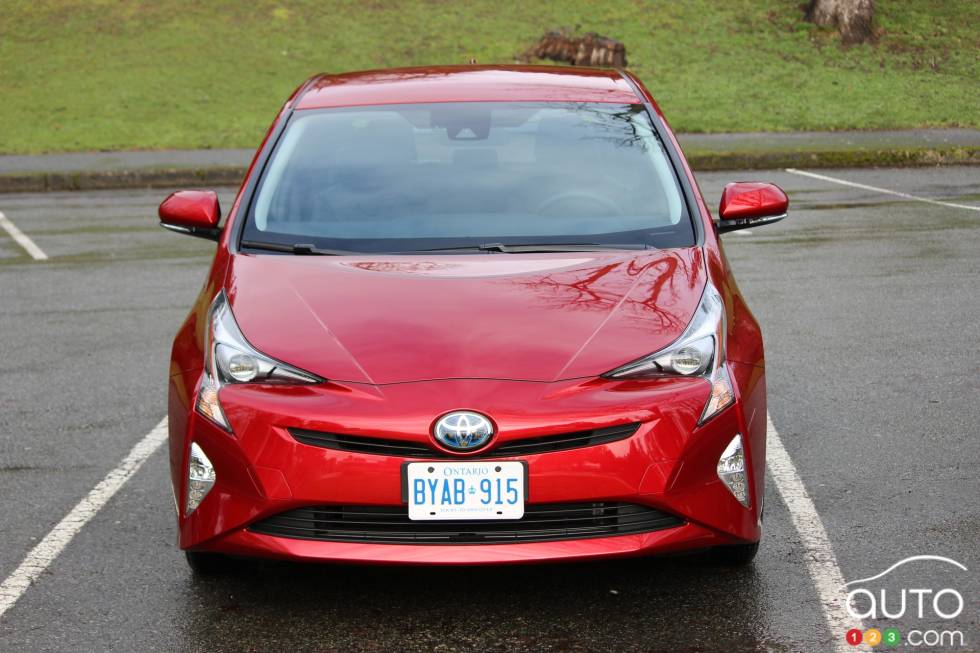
493,424,638,456
249,502,683,544
289,423,639,459
290,430,434,457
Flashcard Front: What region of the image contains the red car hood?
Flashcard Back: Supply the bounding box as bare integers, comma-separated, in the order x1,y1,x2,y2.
226,249,705,384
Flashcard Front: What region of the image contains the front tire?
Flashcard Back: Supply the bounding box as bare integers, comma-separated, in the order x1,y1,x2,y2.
705,542,759,566
185,551,238,575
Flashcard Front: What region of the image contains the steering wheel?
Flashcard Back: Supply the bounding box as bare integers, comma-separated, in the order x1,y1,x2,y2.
536,191,623,216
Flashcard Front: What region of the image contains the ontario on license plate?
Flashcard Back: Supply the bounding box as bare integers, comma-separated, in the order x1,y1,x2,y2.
405,461,526,520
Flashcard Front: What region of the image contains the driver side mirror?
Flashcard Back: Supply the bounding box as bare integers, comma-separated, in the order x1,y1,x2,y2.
158,190,221,241
717,182,788,234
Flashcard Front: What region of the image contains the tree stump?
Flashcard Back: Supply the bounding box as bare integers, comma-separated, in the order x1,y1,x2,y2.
806,0,875,45
525,30,627,68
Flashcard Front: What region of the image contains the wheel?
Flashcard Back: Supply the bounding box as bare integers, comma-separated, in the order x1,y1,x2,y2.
704,542,759,566
185,551,238,575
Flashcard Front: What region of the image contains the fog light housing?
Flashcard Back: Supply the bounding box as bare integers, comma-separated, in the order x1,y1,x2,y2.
717,434,750,508
186,442,216,516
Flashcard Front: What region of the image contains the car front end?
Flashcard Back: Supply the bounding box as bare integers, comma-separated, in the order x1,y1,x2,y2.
160,66,781,569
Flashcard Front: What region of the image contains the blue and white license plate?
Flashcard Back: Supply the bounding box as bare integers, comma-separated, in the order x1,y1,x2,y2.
405,461,526,520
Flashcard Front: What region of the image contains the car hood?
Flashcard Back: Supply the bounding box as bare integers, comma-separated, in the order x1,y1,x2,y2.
226,249,705,384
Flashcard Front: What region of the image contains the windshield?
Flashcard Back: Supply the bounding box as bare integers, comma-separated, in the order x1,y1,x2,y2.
243,102,694,253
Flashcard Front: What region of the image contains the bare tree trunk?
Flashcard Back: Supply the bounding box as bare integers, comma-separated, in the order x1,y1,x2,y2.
806,0,875,45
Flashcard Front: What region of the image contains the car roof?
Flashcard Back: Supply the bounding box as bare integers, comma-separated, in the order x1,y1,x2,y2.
294,65,643,110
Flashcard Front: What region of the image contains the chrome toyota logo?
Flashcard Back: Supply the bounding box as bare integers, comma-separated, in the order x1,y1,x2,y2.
433,411,494,451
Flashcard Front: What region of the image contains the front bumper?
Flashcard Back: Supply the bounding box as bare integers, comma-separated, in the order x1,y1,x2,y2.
167,364,766,564
203,522,729,565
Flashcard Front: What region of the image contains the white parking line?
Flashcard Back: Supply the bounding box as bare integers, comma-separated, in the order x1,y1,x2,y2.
766,413,862,652
0,418,167,620
0,210,49,260
785,168,980,212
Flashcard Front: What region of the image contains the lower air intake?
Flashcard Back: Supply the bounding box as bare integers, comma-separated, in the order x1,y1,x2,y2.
249,502,683,544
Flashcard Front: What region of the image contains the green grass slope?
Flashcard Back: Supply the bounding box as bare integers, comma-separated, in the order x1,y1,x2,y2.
0,0,977,153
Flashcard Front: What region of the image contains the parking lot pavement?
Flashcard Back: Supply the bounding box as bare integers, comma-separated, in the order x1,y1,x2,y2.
0,167,977,652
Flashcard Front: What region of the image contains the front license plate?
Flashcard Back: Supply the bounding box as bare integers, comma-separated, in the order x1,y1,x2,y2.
405,461,526,520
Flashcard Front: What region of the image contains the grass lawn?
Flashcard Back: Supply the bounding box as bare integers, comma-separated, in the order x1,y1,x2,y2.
0,0,977,154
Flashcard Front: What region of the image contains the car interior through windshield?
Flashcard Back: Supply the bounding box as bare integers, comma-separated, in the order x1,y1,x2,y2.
244,102,694,252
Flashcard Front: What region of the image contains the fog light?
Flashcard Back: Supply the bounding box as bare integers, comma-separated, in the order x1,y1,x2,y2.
717,434,750,507
186,442,216,515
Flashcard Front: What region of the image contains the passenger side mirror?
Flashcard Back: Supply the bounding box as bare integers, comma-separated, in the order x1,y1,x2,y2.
158,190,221,241
717,182,788,234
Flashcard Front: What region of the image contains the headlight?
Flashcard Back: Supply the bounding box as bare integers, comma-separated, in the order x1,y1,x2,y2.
196,291,324,431
603,283,735,424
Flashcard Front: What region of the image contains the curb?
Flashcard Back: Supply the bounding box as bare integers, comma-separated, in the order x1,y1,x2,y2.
0,148,976,193
0,167,246,194
684,146,980,173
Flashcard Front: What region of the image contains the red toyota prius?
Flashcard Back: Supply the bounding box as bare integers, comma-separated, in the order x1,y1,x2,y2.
159,65,788,573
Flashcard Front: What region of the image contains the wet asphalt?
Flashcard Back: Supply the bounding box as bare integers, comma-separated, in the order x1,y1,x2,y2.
0,166,978,652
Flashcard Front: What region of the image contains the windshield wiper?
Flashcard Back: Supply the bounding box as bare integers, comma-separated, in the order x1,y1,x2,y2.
416,242,652,254
240,240,360,256
241,240,652,256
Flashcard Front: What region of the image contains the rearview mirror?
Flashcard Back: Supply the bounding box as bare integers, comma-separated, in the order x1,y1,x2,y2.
717,182,788,234
158,190,221,240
